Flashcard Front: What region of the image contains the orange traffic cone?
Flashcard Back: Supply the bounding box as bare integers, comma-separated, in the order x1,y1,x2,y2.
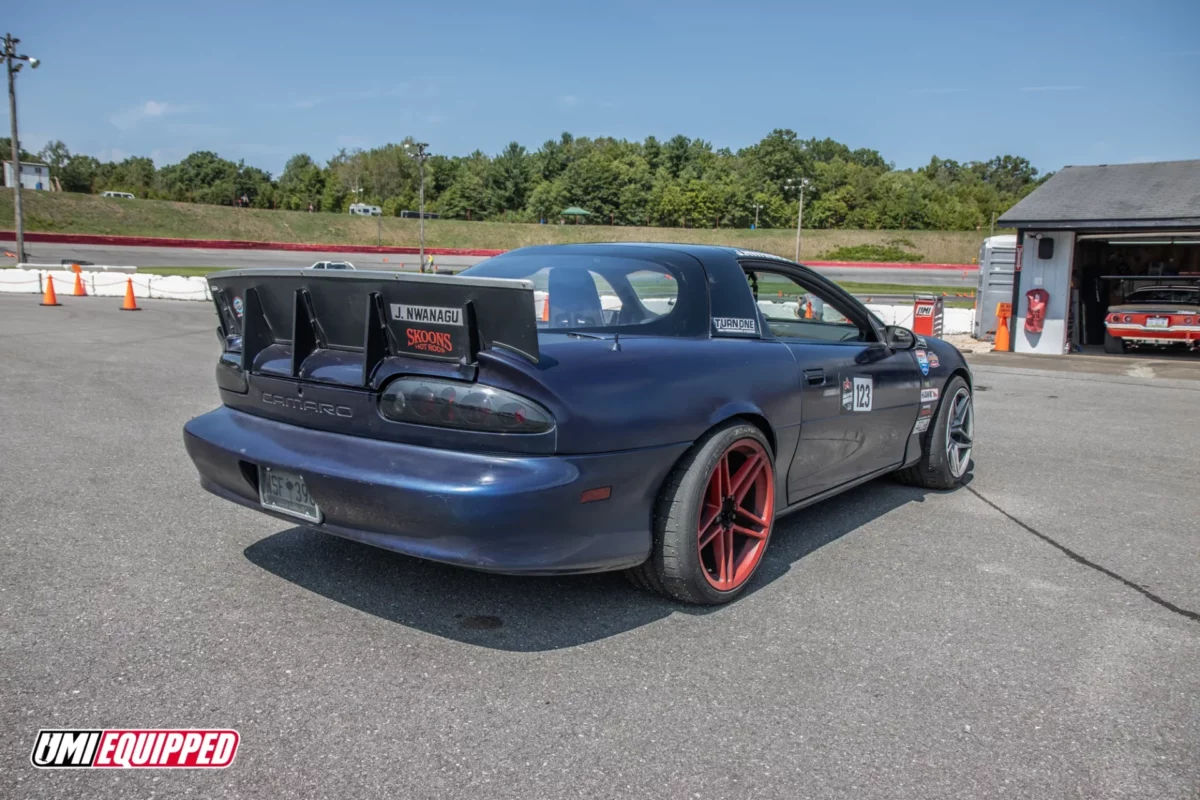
120,277,141,311
540,294,550,322
993,312,1010,352
40,275,61,307
73,271,87,296
804,299,813,319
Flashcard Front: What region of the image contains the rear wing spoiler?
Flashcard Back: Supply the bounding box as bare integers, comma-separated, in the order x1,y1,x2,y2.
208,269,538,387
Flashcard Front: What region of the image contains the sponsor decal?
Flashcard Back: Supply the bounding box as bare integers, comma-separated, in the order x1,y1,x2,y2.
406,327,454,355
928,352,940,369
262,392,353,418
231,296,243,318
390,304,463,327
920,387,939,403
30,729,239,769
852,376,873,412
841,377,853,412
912,418,931,434
915,349,930,376
919,403,934,418
713,317,757,335
916,305,933,318
734,249,790,262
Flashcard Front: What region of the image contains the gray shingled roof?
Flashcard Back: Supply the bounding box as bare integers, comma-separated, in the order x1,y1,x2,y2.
998,159,1200,229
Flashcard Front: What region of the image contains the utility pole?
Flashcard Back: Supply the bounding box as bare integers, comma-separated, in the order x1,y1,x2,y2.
4,34,39,264
406,142,429,272
784,177,810,261
989,211,996,240
752,202,763,229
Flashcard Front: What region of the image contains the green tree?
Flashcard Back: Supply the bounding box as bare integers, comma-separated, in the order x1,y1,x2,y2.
0,137,37,163
486,142,532,215
437,152,489,219
277,154,326,211
38,140,72,178
59,154,100,193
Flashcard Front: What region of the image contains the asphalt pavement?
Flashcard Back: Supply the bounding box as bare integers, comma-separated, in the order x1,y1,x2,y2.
2,295,1197,799
1,238,979,289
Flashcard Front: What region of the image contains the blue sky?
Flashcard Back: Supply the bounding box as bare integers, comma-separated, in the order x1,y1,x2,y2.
7,0,1199,176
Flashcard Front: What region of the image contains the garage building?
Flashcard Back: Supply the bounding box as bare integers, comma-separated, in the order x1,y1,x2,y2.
997,159,1200,355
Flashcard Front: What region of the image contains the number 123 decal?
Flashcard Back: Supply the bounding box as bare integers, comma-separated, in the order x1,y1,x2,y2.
841,376,873,413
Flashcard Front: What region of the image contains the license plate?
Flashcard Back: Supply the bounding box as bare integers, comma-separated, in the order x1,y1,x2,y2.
1147,317,1169,328
258,467,321,523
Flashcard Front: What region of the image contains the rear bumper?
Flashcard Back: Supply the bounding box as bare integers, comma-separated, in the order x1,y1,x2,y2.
183,407,689,575
1105,325,1200,343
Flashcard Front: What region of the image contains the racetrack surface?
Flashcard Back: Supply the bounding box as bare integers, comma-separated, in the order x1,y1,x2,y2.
2,295,1197,799
1,237,979,288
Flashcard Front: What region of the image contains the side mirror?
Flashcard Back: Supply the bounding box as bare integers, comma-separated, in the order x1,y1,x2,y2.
885,325,917,350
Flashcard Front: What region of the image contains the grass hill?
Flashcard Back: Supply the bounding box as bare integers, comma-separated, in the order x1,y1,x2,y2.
2,190,990,264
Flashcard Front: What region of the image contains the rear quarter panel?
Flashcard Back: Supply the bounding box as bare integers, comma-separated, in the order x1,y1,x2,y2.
480,336,802,456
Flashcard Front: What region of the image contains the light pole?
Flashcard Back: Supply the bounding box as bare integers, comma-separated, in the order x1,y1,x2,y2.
751,202,763,229
4,33,39,264
784,177,809,262
406,142,429,272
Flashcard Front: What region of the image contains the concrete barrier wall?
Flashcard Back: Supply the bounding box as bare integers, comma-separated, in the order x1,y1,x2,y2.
0,268,212,301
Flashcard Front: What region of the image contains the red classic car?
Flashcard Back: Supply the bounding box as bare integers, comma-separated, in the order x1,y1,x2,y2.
1104,285,1200,353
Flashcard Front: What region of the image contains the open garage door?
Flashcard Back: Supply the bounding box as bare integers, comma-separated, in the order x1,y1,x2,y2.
1072,233,1200,354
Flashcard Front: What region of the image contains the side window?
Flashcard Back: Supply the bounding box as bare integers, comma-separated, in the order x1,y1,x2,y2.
748,270,867,344
625,269,678,319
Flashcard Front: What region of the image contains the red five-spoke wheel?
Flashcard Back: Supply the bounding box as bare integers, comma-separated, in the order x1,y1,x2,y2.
696,438,774,591
625,421,776,604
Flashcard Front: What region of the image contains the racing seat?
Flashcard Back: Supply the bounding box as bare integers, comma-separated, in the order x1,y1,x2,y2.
547,268,604,328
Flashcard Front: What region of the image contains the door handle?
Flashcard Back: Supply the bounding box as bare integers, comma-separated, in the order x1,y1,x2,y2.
803,368,825,386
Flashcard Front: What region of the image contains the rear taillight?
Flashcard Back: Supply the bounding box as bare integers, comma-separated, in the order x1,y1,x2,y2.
1123,315,1132,323
379,378,553,433
1186,317,1194,325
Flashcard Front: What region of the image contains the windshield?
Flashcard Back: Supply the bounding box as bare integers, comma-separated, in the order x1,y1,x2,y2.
1126,288,1199,305
463,252,704,336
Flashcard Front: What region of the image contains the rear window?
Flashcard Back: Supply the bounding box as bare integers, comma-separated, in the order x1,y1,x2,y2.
464,252,700,336
1127,288,1199,304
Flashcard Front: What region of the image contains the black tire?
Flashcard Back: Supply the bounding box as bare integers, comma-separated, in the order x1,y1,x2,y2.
625,421,775,605
1104,331,1126,354
894,375,973,490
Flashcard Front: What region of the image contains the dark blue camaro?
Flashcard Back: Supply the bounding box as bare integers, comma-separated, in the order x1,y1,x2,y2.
184,243,974,604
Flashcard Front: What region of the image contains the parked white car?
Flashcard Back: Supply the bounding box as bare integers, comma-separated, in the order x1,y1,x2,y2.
349,203,382,216
101,191,136,199
309,261,356,270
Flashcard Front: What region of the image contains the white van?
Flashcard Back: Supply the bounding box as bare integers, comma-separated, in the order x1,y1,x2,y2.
349,203,382,216
101,191,136,200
